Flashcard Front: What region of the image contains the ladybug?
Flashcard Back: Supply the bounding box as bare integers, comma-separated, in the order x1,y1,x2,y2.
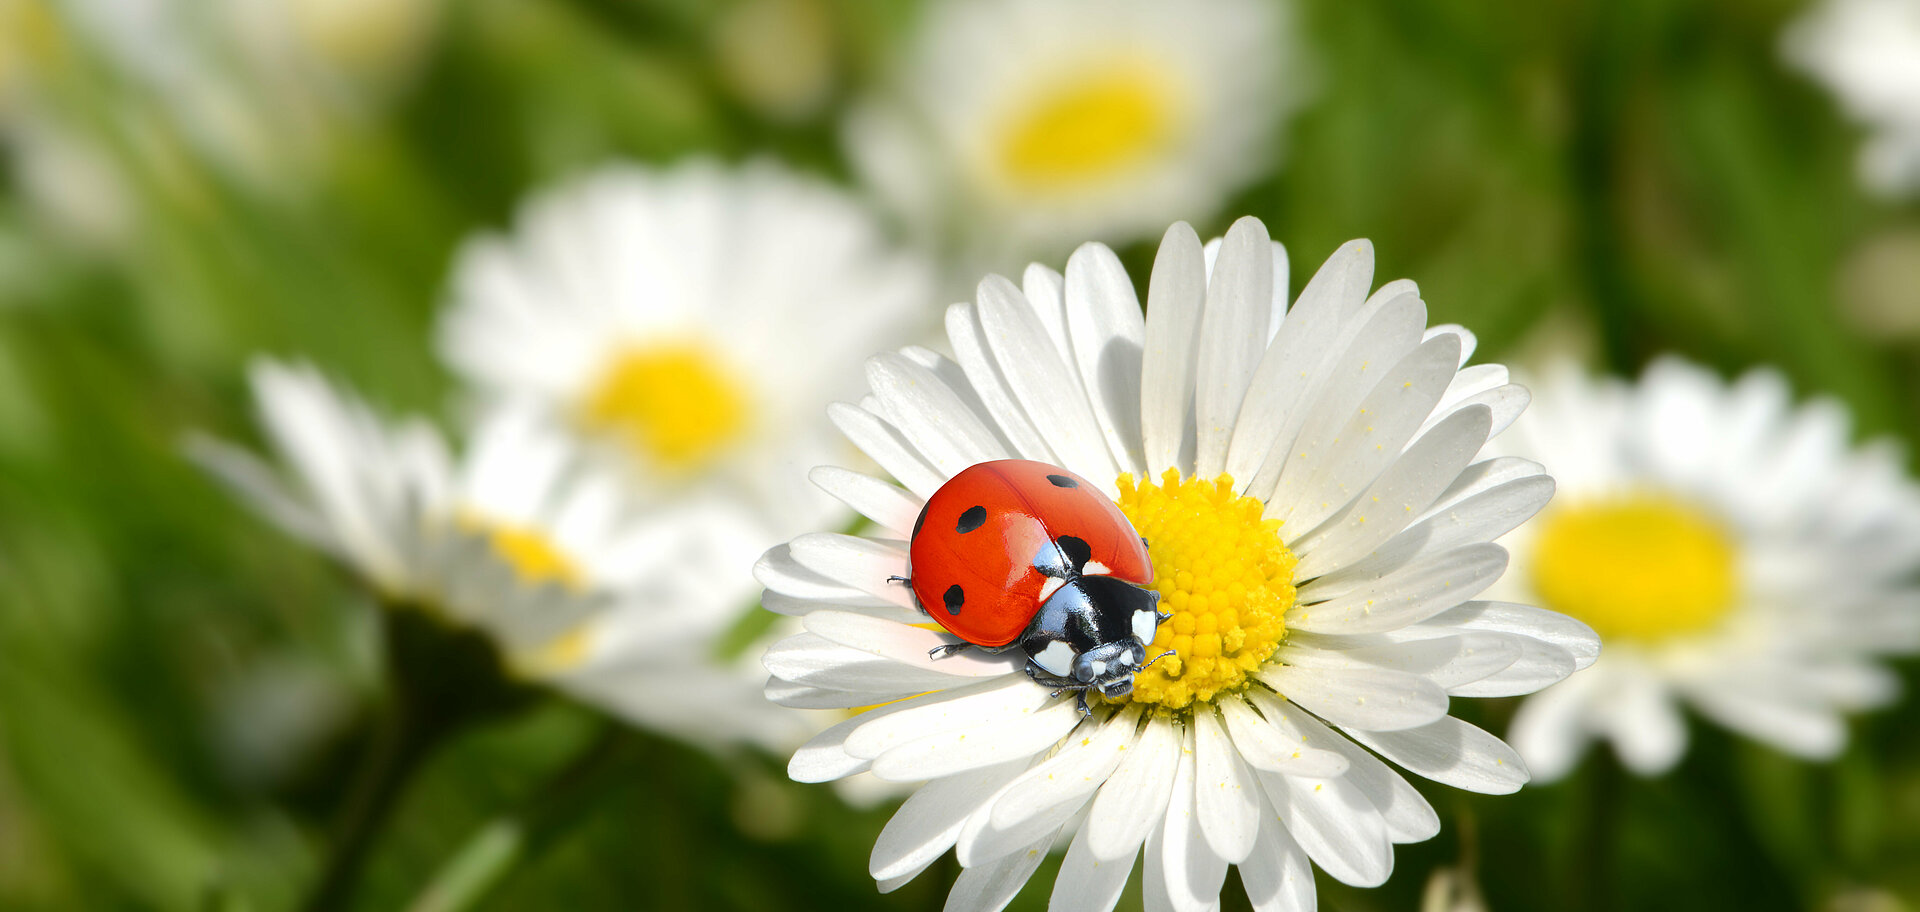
897,459,1170,715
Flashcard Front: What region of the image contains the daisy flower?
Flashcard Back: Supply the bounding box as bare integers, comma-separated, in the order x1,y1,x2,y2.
760,217,1600,909
1496,359,1920,780
437,159,934,545
845,0,1301,264
191,360,811,750
1784,0,1920,198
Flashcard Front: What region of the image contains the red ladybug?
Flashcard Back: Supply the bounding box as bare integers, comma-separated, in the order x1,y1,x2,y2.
901,459,1169,714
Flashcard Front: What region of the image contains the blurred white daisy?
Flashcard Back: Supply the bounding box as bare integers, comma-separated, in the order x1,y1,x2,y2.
0,0,442,248
1496,359,1920,780
846,0,1301,266
191,360,810,750
1784,0,1920,197
437,159,935,545
761,218,1598,909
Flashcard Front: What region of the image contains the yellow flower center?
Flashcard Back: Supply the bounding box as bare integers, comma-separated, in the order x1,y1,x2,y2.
463,518,586,591
580,343,753,472
1529,494,1738,644
994,62,1176,192
455,513,591,673
1115,470,1297,710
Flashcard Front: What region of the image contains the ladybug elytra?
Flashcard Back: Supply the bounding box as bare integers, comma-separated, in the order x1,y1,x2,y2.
899,460,1170,714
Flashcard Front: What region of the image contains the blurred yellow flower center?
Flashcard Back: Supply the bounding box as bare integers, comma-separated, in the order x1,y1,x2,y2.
458,514,585,591
0,0,64,103
582,343,752,471
1530,494,1738,643
1115,470,1296,710
455,513,592,673
995,63,1174,191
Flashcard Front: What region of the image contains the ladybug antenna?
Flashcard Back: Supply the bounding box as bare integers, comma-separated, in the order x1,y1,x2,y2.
1139,649,1176,671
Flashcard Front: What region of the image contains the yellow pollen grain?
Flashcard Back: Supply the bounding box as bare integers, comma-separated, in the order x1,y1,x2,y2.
1530,493,1738,643
994,62,1175,191
580,342,752,472
1115,470,1298,711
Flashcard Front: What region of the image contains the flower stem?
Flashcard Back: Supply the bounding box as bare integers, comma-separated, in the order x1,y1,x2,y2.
299,692,436,912
402,723,633,912
1573,749,1623,912
300,605,537,912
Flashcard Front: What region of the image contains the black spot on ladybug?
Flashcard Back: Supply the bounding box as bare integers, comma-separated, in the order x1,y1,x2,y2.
955,505,988,534
943,584,965,615
1046,474,1078,488
1056,535,1092,573
912,502,929,540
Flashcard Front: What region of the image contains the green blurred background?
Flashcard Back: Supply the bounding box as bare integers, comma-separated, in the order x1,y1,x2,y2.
1,0,1917,909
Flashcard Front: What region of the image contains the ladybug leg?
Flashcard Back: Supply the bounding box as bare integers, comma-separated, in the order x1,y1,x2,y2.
1023,663,1096,718
927,642,973,660
1139,648,1177,671
1022,660,1076,689
886,575,910,585
928,641,1017,660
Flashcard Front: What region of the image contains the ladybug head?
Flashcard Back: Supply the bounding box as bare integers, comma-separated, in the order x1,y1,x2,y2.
1074,639,1150,698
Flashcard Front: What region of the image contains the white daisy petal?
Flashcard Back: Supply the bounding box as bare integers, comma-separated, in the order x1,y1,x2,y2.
1239,801,1317,912
1600,673,1688,775
1256,764,1391,888
786,533,915,606
977,274,1118,484
1194,217,1275,477
1261,292,1427,523
1223,242,1372,485
870,698,1085,781
1065,242,1149,476
1292,543,1509,633
1289,403,1492,580
804,611,1023,677
1423,382,1529,440
1281,632,1521,693
1345,717,1529,794
764,634,1006,694
985,709,1141,836
1023,264,1075,366
1505,670,1602,783
1193,708,1262,863
765,678,922,710
1686,684,1847,760
1219,697,1352,779
1276,334,1464,544
945,827,1062,912
1425,601,1600,669
830,402,948,498
1050,821,1136,912
1086,710,1183,862
791,699,921,783
1258,664,1450,733
1349,471,1554,580
1141,222,1209,474
1251,690,1439,843
872,760,1031,883
868,353,1011,474
1158,725,1231,911
844,677,1052,760
947,303,1060,463
809,466,923,535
